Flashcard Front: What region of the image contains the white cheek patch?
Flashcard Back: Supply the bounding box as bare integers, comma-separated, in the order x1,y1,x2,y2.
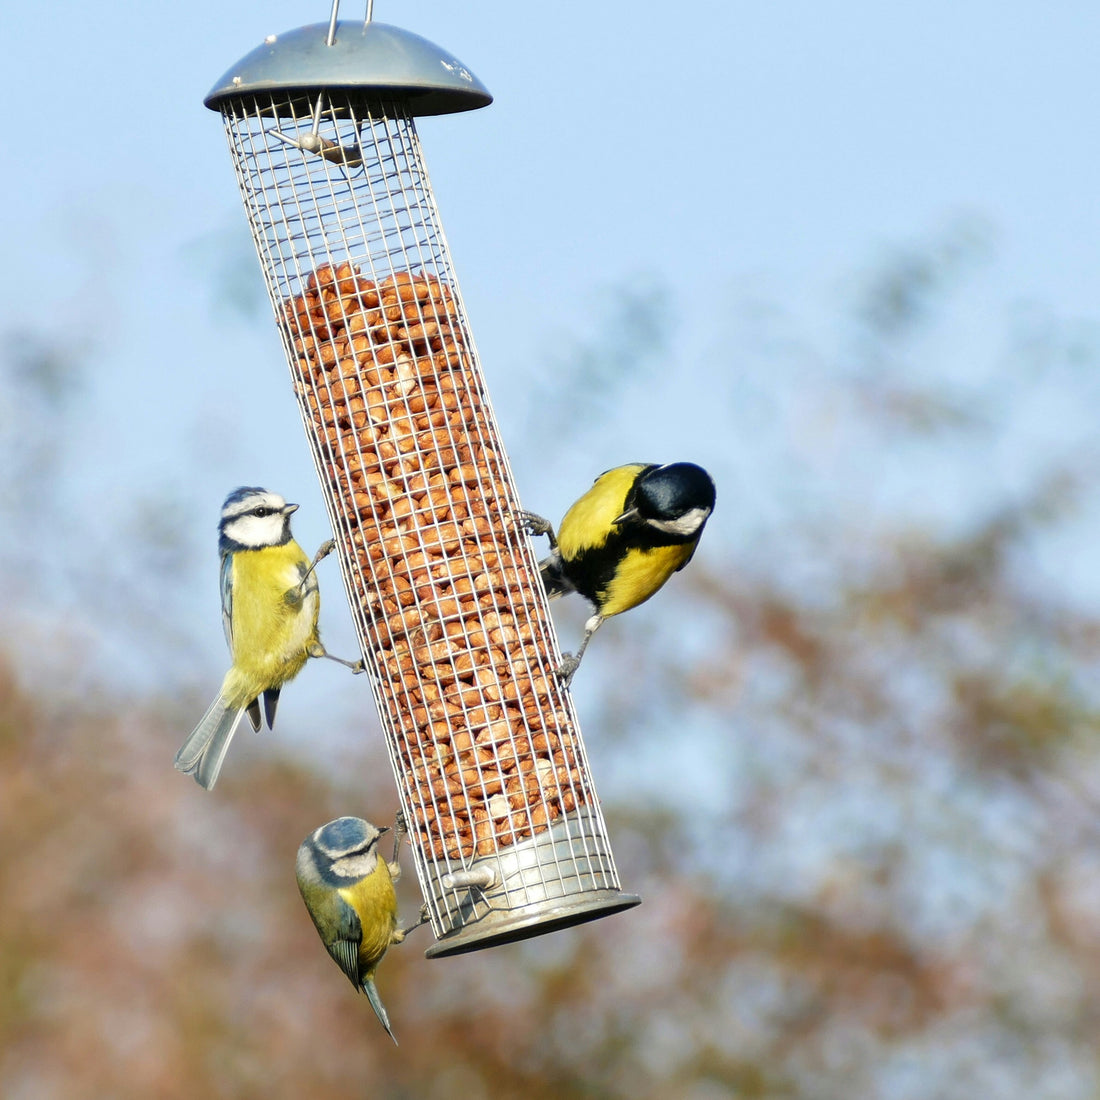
225,513,287,548
333,849,379,878
649,506,711,537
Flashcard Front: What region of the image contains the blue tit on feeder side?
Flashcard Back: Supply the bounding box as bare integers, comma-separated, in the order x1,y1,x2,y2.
173,486,363,790
296,815,429,1044
520,462,716,687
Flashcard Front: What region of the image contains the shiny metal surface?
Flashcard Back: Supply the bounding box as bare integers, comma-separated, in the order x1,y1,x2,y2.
205,21,492,116
424,803,642,957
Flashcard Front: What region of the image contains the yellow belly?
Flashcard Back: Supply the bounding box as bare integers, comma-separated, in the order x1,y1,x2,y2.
221,541,320,707
339,865,398,979
599,542,695,618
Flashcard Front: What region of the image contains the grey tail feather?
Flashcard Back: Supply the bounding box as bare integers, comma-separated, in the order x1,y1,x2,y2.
539,551,573,599
173,696,247,791
245,697,262,731
262,687,281,729
363,976,397,1045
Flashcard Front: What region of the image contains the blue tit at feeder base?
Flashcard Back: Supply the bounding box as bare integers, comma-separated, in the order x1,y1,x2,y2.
520,461,716,687
173,486,364,791
296,814,429,1044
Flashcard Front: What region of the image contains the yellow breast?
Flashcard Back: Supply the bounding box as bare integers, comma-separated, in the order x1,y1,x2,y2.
338,863,398,978
599,541,695,618
222,540,320,705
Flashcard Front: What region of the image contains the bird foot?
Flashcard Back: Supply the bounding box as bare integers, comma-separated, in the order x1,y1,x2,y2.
555,653,581,689
297,539,337,596
517,510,558,548
309,643,364,674
401,903,430,937
389,808,410,873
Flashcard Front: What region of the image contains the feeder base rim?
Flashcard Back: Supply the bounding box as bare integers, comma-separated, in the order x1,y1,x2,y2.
424,890,641,958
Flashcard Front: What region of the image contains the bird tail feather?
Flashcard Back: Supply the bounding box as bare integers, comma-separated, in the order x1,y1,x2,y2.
538,551,574,600
173,696,247,791
363,976,397,1045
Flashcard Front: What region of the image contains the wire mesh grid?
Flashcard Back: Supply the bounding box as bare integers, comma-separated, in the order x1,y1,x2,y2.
219,91,632,947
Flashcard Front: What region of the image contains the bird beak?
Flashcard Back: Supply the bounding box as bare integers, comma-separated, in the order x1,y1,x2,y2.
378,825,390,836
283,503,299,515
614,506,638,525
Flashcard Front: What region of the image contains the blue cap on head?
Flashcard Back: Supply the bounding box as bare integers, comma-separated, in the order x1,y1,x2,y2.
222,486,270,509
314,816,380,858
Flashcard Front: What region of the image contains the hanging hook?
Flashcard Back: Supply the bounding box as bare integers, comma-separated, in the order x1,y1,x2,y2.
365,0,374,25
269,88,363,173
270,126,365,172
326,0,340,46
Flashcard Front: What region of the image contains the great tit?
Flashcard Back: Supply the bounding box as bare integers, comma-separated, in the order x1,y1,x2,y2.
520,462,716,686
173,486,362,790
296,815,428,1044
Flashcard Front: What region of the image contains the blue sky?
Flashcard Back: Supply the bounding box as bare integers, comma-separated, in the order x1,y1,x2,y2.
2,0,1098,697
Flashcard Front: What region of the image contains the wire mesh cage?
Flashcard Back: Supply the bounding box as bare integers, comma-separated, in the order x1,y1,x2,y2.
206,9,639,956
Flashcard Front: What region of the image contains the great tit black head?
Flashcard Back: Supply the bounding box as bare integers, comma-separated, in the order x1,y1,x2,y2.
620,462,716,537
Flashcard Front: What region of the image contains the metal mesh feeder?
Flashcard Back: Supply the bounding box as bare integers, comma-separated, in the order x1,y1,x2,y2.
206,4,639,956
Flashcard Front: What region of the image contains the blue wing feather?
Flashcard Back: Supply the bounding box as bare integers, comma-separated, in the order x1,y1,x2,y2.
327,895,364,987
220,552,234,651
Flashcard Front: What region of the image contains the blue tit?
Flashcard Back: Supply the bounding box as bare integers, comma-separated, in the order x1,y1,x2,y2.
174,486,363,790
296,815,428,1044
520,462,716,686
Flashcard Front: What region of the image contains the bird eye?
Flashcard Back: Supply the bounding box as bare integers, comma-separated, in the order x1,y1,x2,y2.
254,507,271,517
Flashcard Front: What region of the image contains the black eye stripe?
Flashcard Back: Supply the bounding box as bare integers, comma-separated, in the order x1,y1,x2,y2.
220,500,287,526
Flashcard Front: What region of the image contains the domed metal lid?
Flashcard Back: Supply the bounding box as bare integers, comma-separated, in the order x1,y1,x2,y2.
205,21,492,116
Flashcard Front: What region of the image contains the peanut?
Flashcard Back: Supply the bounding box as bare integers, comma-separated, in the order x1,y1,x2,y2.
283,261,588,859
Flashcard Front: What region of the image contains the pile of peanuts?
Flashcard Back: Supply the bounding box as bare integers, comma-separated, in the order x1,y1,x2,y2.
281,261,586,861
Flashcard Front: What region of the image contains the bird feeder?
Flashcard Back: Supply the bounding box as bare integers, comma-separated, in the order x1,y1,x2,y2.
205,1,639,956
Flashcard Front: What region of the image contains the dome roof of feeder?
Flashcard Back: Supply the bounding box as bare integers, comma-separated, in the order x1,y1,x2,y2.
205,21,492,116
